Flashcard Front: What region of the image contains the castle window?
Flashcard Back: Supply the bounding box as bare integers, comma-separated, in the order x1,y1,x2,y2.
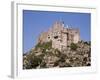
54,36,58,39
48,35,50,39
48,37,50,39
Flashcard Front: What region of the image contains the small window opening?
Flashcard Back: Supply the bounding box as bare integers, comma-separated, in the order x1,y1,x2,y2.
54,36,58,39
48,35,50,39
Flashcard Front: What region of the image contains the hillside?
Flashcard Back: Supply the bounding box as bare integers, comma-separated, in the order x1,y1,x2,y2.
23,41,91,69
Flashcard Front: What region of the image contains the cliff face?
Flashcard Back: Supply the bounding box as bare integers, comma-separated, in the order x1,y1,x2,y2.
23,41,91,69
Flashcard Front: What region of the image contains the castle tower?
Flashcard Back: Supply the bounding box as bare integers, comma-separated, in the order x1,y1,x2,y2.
37,21,80,51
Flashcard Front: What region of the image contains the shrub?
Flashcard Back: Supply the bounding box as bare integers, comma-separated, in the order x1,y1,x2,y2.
35,41,52,50
55,49,61,56
29,56,42,68
84,41,91,45
35,43,42,49
58,54,66,62
43,41,52,49
70,43,78,51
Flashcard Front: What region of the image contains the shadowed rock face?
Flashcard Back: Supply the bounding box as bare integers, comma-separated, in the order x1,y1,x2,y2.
23,41,91,69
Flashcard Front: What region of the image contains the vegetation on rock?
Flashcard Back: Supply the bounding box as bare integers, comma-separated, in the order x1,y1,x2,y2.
70,43,78,51
23,40,91,69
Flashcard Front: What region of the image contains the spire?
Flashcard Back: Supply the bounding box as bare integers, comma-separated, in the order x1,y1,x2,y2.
52,20,64,31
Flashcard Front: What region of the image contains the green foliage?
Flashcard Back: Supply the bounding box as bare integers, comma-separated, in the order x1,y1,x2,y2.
26,53,34,61
55,49,61,57
78,40,91,46
23,39,91,69
24,54,44,69
84,41,91,45
23,58,32,69
54,53,66,67
59,54,66,62
54,58,72,67
35,43,43,49
30,56,42,68
35,41,52,50
42,41,52,49
55,49,61,54
23,41,53,69
70,43,78,51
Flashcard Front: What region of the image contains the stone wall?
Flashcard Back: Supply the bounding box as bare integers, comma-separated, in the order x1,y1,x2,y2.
38,21,80,51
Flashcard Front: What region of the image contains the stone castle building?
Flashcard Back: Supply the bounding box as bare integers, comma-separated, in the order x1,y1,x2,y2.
38,21,80,51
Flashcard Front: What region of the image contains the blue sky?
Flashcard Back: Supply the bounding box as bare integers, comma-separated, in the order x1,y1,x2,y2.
23,10,91,53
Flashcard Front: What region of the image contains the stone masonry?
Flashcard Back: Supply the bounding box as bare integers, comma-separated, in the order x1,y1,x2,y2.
38,21,80,51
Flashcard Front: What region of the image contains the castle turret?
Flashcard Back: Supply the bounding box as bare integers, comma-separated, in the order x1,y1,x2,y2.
52,21,64,31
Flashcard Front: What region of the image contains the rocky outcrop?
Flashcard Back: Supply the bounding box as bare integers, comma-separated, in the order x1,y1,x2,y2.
23,41,91,69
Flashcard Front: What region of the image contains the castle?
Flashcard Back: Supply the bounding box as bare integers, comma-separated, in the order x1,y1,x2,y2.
38,21,80,51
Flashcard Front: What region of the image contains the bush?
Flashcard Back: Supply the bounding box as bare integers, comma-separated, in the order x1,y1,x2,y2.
70,43,78,51
58,54,66,62
55,49,61,57
35,43,42,49
35,41,52,50
29,56,42,68
84,41,91,45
